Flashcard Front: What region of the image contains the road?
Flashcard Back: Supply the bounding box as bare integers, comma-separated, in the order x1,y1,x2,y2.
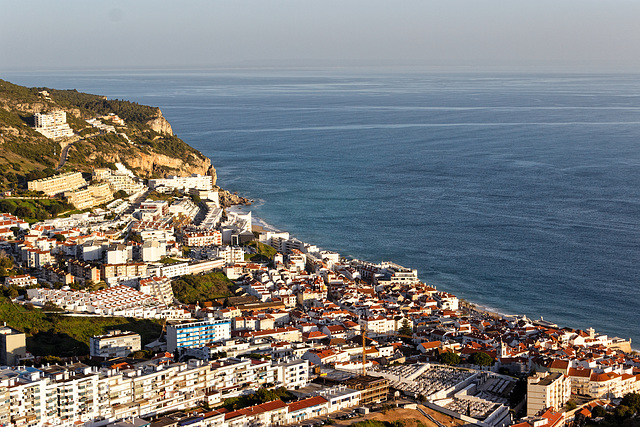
56,138,78,170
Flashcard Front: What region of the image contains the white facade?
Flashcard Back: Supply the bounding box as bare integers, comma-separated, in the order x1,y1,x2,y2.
149,174,213,192
28,172,87,196
90,330,141,358
527,371,571,417
274,358,310,389
33,110,74,139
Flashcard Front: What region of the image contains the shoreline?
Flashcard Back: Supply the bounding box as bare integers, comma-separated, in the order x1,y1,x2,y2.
227,202,637,352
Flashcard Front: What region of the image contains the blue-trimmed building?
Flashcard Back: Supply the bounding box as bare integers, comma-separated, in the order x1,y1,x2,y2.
166,319,232,353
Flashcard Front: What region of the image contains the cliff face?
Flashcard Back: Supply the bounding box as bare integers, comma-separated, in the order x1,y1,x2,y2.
95,149,217,183
145,109,173,136
0,79,218,186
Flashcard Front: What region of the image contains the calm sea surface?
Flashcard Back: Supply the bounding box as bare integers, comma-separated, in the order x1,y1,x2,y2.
5,70,640,345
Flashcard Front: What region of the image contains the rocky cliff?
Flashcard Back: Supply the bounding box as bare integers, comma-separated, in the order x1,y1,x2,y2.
0,79,217,186
145,108,173,136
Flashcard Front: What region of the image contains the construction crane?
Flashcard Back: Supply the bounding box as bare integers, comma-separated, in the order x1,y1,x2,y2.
362,325,367,376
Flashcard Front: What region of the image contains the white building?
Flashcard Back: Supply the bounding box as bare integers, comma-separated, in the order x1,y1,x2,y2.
274,358,310,390
527,371,571,417
138,276,174,306
28,171,87,196
33,110,74,139
149,174,213,192
140,240,166,262
4,274,38,288
90,330,141,358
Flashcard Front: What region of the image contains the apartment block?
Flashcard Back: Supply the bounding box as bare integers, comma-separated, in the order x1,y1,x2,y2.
33,110,74,139
148,174,213,192
138,276,174,306
65,182,114,210
167,319,232,353
183,230,222,247
0,325,26,366
90,330,142,358
28,172,87,196
4,274,37,287
527,371,571,417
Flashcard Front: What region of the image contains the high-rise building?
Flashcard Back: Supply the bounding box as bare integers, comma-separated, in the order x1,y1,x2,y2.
0,324,26,366
527,371,571,417
166,319,231,353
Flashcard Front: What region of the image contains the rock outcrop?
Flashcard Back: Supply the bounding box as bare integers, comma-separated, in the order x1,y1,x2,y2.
217,188,251,208
145,108,173,135
93,150,216,181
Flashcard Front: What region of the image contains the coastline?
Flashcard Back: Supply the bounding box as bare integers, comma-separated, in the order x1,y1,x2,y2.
227,201,637,352
226,204,282,233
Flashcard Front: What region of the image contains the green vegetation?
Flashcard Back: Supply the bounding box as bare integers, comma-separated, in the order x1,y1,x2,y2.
113,189,129,199
172,272,235,304
222,387,295,411
438,351,461,366
160,257,183,264
468,351,494,367
0,197,75,222
245,241,277,262
0,295,162,357
398,318,413,337
243,353,271,360
45,88,160,123
584,393,640,426
0,79,211,188
0,251,15,278
147,190,180,201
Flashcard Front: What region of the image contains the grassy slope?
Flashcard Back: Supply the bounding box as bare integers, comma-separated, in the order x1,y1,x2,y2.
0,296,162,357
172,272,236,304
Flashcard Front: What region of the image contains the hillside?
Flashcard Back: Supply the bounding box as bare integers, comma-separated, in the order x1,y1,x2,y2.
0,79,216,189
0,295,163,357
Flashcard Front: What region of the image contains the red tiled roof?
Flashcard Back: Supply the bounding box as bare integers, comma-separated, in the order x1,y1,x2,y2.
287,396,328,412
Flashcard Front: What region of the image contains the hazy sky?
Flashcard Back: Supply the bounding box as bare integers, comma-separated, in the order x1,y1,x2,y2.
2,0,640,72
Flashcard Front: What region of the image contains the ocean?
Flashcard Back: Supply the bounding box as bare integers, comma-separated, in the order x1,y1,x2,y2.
4,70,640,346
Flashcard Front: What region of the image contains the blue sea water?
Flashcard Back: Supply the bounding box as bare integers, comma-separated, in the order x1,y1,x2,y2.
4,70,640,345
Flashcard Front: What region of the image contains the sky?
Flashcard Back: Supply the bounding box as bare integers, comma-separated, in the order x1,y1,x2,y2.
2,0,640,72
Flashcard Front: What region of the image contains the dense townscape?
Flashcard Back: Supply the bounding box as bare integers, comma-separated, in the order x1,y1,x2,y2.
2,110,640,427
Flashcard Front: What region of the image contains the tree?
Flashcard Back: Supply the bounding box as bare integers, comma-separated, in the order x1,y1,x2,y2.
621,393,640,413
54,233,66,242
439,351,461,366
591,405,606,418
43,301,62,311
614,405,633,421
469,351,494,367
114,189,129,199
0,199,16,214
40,355,62,365
398,318,413,337
15,205,33,219
0,251,13,269
48,203,64,216
129,233,142,244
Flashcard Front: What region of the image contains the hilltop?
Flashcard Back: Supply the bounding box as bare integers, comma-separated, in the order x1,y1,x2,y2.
0,79,216,189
